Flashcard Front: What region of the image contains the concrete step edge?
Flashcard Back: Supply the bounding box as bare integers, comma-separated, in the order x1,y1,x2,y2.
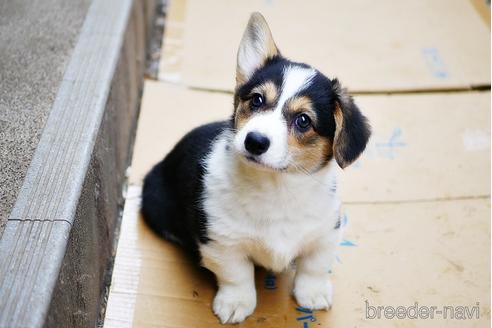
0,0,155,326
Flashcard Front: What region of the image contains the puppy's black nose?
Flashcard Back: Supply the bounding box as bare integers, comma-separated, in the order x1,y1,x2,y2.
245,132,270,155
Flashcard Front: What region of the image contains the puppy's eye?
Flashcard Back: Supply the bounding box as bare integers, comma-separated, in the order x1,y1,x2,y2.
251,93,264,108
295,113,312,132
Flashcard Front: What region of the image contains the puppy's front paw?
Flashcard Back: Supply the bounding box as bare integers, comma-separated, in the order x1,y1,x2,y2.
213,285,256,324
293,275,333,310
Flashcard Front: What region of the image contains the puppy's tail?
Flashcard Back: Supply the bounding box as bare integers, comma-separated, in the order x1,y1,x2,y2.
141,162,184,246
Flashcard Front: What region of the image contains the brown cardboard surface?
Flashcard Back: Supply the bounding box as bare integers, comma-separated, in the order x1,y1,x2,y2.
129,81,490,202
341,91,491,202
165,0,491,93
158,0,187,84
104,186,490,327
128,81,232,185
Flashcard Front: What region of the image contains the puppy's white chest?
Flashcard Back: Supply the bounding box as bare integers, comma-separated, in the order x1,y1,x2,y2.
244,212,323,271
202,137,341,271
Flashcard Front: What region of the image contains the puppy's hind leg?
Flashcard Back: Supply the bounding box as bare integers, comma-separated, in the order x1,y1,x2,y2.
200,243,256,324
141,162,182,245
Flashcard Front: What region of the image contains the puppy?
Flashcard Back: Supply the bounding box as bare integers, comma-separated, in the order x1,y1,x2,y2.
142,12,370,324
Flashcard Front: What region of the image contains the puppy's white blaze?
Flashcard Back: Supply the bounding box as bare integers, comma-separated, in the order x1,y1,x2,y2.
276,65,316,112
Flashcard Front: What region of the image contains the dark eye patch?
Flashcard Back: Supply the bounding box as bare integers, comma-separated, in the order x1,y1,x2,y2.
295,73,337,139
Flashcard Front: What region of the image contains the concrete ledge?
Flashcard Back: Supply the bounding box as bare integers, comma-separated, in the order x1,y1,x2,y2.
0,0,155,326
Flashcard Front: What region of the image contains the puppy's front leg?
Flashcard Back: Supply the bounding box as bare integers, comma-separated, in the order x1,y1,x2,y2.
201,244,256,324
293,233,340,310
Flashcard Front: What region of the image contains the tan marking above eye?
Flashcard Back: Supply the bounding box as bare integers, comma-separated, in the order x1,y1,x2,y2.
287,96,312,110
250,81,278,105
284,96,317,126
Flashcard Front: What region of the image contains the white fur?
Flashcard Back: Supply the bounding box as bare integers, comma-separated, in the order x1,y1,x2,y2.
237,17,275,81
233,66,316,170
237,35,267,81
276,66,315,110
201,131,342,324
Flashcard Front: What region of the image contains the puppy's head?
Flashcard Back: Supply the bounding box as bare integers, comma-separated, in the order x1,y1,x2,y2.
232,12,371,173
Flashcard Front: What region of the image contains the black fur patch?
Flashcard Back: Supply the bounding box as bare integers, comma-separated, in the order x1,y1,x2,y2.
141,121,230,260
332,79,371,168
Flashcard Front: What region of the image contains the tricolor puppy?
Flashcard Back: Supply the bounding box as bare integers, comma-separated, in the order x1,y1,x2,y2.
142,12,370,324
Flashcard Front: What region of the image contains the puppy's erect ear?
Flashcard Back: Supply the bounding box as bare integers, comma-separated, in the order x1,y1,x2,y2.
236,12,279,85
332,79,371,169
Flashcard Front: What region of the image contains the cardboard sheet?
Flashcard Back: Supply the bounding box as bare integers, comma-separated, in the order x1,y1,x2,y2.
158,0,187,84
128,82,232,185
342,91,491,202
129,81,490,202
105,2,491,325
163,0,491,92
104,186,490,327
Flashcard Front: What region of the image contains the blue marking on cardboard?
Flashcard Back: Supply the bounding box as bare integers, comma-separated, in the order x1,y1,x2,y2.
296,306,317,327
375,127,406,159
350,126,408,168
340,239,357,247
296,307,313,314
338,213,357,247
422,47,449,79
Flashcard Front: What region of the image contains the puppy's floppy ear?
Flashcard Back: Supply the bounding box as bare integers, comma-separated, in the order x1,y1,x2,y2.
236,12,279,85
332,79,371,169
